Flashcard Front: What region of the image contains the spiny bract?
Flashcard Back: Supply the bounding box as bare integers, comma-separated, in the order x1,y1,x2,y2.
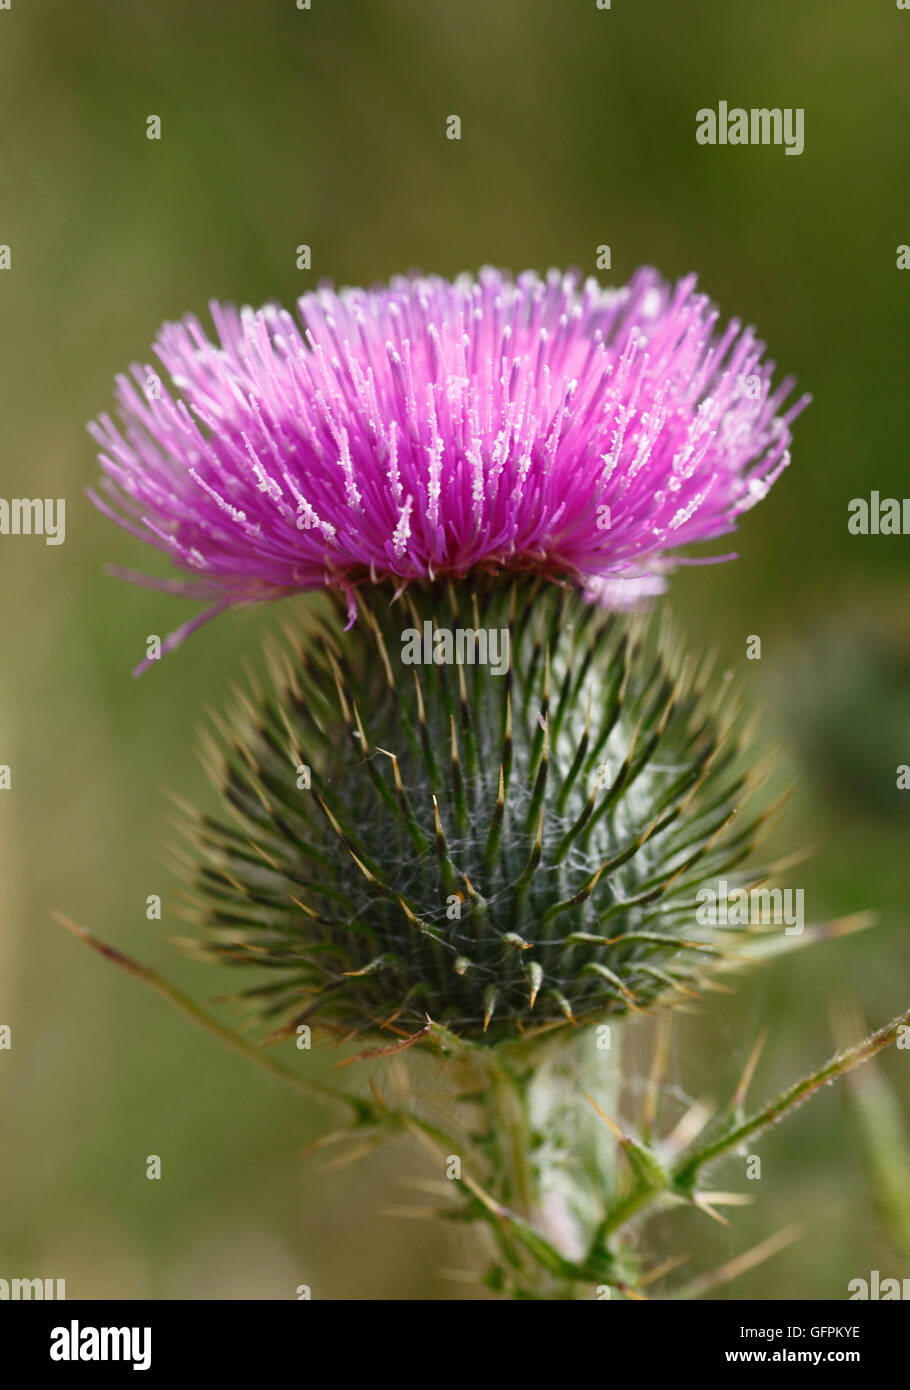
185,581,770,1043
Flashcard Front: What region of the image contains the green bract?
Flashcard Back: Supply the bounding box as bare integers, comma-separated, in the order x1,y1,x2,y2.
186,580,769,1043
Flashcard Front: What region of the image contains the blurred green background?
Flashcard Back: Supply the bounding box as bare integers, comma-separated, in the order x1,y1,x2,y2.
1,0,908,1299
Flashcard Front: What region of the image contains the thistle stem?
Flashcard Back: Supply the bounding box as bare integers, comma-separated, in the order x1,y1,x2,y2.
490,1062,536,1219
52,912,358,1118
673,1004,910,1191
466,1022,626,1296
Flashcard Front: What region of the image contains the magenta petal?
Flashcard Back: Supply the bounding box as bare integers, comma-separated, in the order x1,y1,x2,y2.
90,267,807,643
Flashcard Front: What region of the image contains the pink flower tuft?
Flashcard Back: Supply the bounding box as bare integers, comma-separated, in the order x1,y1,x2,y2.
89,266,808,662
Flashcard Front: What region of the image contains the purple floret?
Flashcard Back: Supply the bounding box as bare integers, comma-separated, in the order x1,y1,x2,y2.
89,266,808,664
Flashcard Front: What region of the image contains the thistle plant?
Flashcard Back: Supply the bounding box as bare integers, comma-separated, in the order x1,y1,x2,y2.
74,267,908,1299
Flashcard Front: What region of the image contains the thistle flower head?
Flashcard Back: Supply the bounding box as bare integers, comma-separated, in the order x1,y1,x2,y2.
90,267,807,652
184,581,772,1043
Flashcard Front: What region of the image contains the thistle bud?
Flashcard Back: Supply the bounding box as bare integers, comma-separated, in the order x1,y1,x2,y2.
186,580,763,1043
